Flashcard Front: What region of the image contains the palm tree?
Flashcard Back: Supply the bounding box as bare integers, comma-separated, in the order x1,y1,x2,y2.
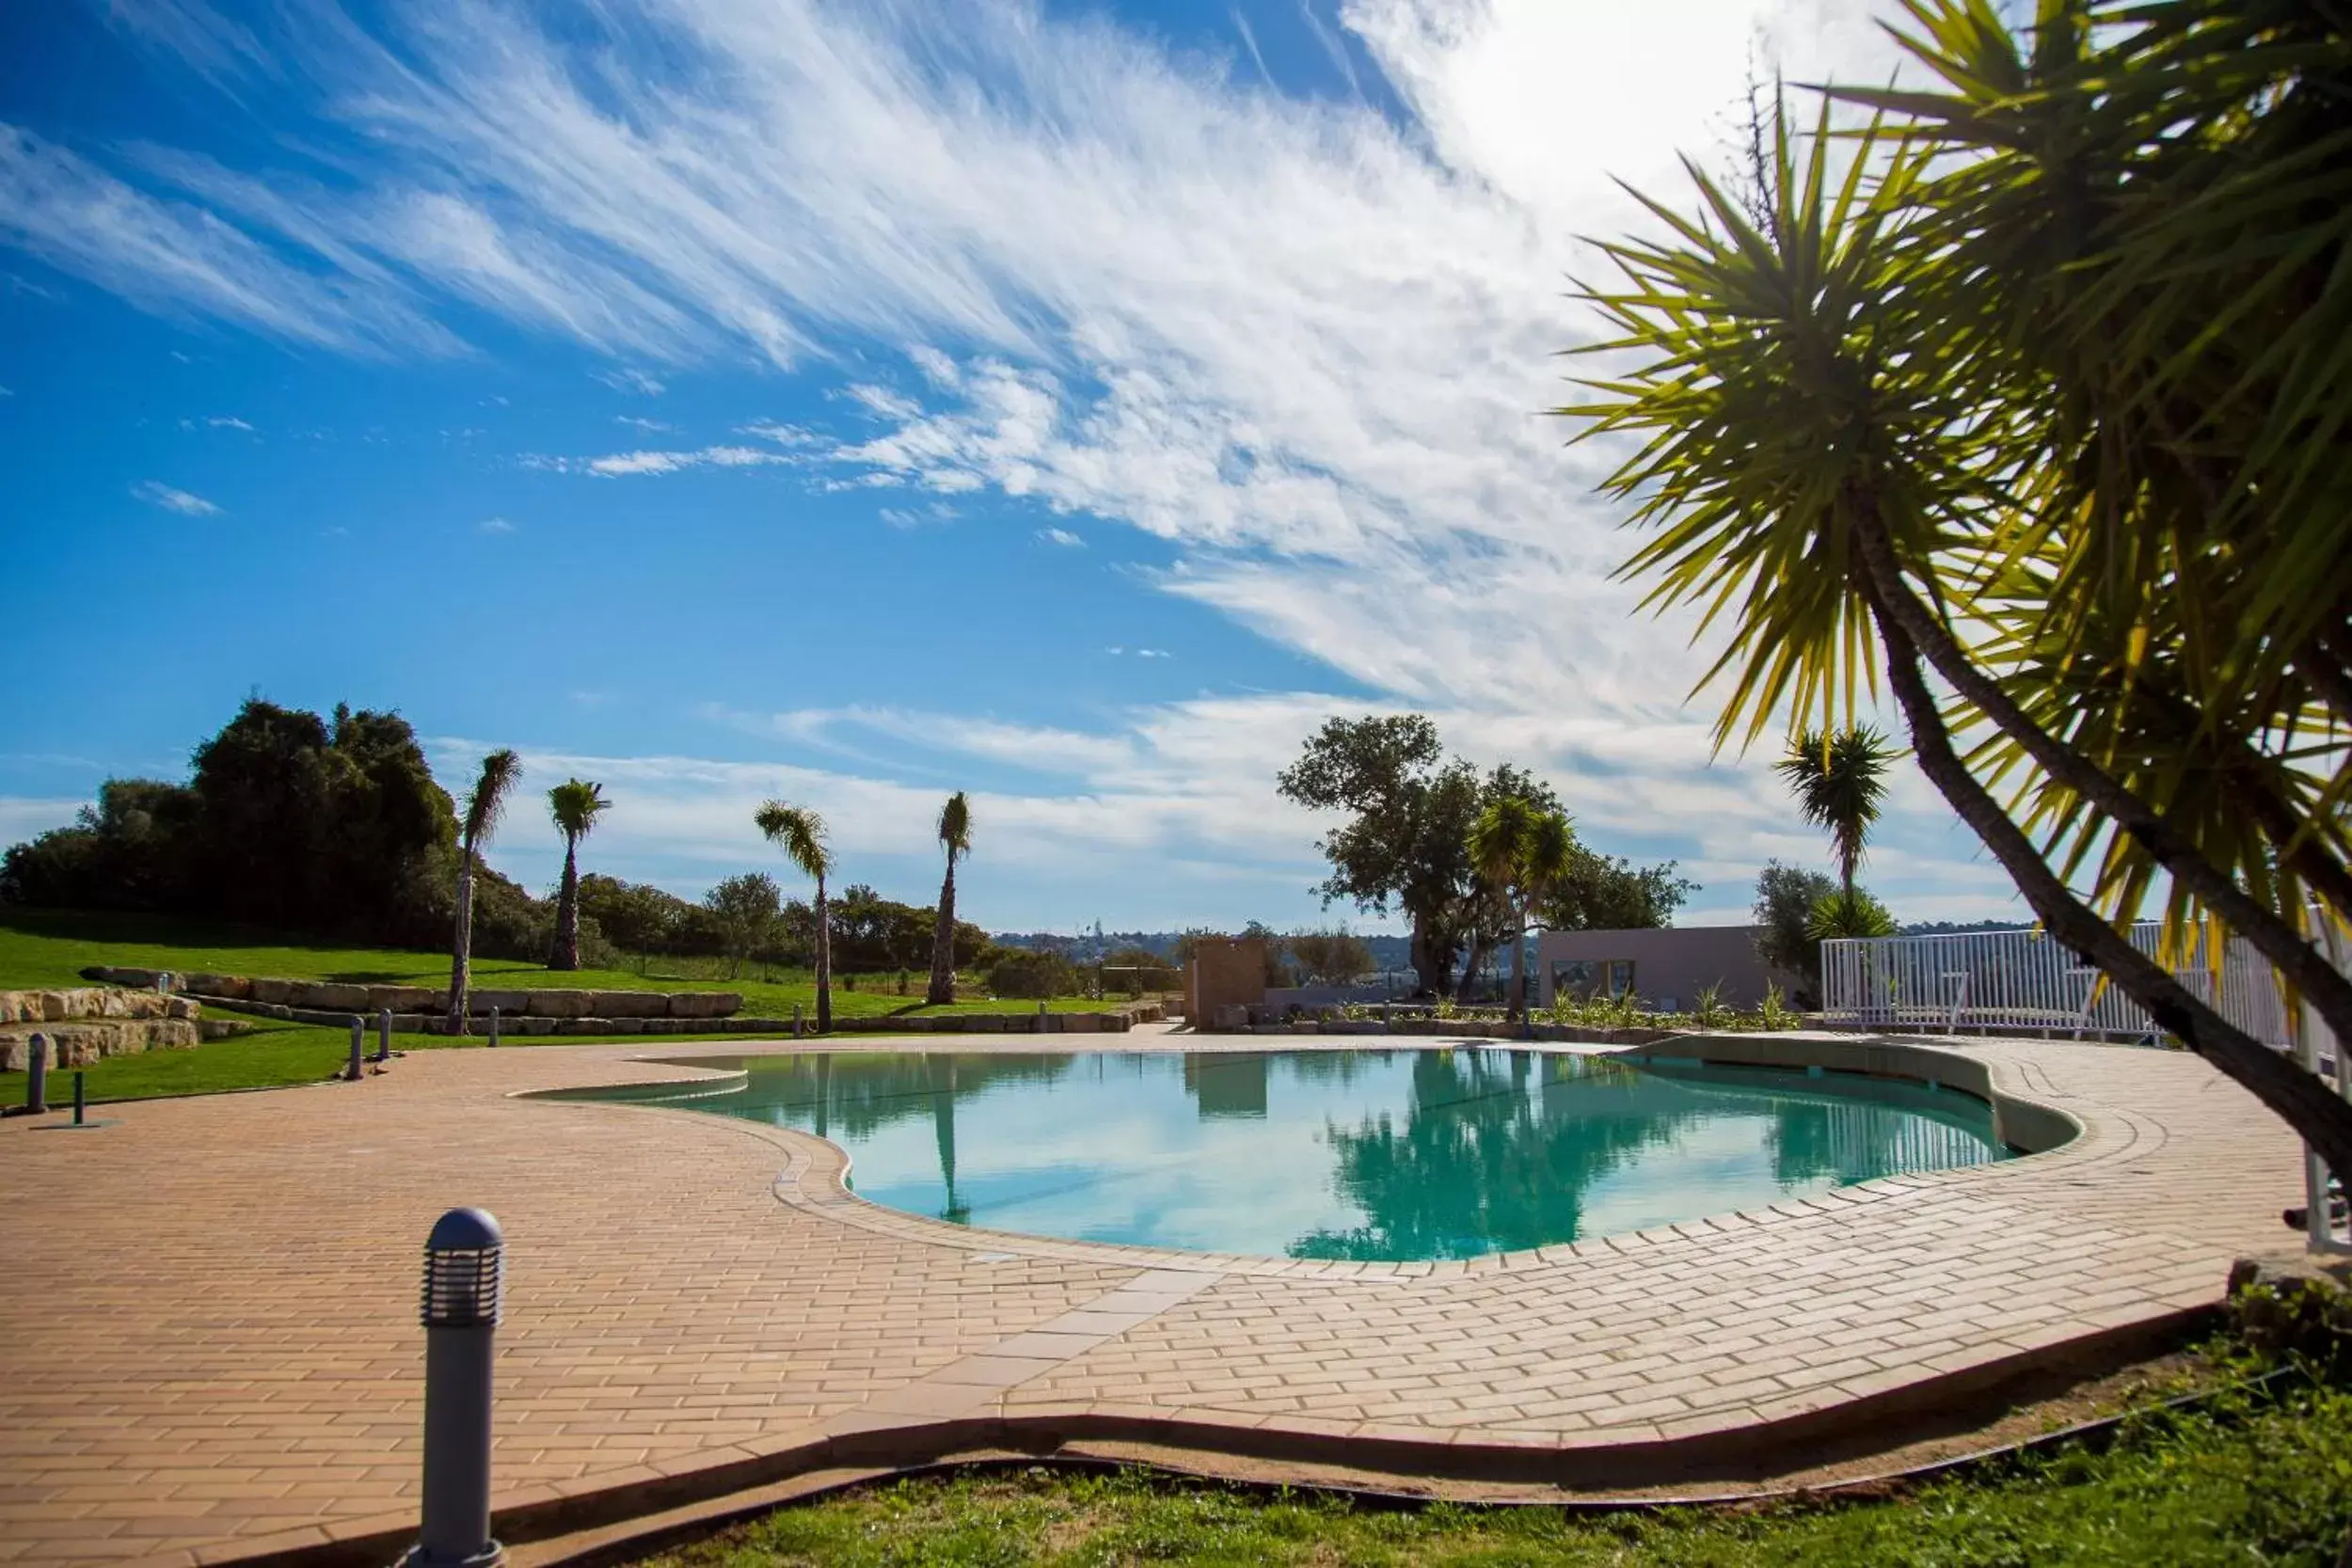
1773,727,1896,900
1467,797,1575,1021
756,800,834,1034
447,748,521,1032
926,792,972,1006
1558,56,2352,1171
545,779,609,971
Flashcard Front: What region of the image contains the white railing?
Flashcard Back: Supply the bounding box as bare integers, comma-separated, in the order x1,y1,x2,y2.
1820,922,2301,1047
1822,918,2347,1252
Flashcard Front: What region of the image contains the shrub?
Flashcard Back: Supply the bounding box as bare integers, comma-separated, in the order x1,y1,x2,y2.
988,950,1079,1000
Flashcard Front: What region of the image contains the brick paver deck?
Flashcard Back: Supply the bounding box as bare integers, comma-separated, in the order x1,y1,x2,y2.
0,1027,2305,1565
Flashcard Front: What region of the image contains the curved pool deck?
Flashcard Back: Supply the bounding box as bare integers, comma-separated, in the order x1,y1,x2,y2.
0,1025,2307,1566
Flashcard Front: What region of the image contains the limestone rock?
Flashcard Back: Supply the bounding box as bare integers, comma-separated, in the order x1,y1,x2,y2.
590,990,671,1019
185,973,251,1001
248,978,301,1007
527,990,595,1019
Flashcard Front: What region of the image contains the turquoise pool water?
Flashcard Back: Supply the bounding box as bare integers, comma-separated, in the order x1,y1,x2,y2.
552,1049,2013,1261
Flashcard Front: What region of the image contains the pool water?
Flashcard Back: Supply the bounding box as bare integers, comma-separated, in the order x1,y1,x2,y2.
553,1048,2014,1262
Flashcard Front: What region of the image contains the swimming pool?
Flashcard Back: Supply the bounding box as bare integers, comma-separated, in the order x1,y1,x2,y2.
551,1048,2015,1261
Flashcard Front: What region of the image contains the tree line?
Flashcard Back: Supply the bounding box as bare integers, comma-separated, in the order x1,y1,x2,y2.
0,700,994,1018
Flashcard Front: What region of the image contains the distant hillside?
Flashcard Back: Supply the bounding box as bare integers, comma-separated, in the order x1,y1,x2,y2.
1900,919,2030,936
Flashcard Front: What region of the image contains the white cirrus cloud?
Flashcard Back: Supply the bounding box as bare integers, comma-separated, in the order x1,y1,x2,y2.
478,515,516,533
131,479,219,515
1036,526,1085,547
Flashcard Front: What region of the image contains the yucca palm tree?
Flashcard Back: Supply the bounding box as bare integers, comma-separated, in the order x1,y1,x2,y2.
447,748,521,1032
926,792,972,1006
545,779,609,972
1558,36,2352,1171
1468,796,1575,1021
756,800,834,1034
1774,727,1896,900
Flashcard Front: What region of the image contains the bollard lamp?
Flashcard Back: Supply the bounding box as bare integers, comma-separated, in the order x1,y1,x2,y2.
405,1208,505,1568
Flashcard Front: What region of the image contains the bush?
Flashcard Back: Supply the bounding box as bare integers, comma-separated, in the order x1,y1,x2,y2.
987,950,1078,999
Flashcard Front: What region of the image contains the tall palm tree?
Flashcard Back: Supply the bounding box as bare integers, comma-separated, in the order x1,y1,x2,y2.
1468,797,1576,1021
447,748,521,1033
756,800,834,1034
1774,727,1896,899
926,791,972,1006
545,778,609,972
1559,66,2352,1170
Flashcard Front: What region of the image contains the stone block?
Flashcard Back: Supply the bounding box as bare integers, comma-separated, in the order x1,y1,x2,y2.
470,990,530,1015
366,985,442,1013
589,990,670,1019
517,1015,556,1036
668,990,741,1020
960,1013,1004,1033
186,973,251,1001
524,990,594,1019
300,982,372,1012
1208,1004,1249,1032
603,1017,644,1034
249,978,301,1006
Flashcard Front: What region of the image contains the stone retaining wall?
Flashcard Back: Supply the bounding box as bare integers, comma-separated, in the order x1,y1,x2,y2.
0,989,206,1071
81,967,741,1021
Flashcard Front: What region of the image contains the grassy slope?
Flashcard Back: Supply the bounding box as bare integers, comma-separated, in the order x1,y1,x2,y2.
0,911,1135,1104
646,1377,2352,1567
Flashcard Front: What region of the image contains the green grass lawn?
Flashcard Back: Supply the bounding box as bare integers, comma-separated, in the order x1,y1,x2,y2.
642,1374,2352,1567
0,910,1149,1105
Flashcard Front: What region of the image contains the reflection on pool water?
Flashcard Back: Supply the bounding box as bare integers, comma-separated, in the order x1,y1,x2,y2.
549,1049,2015,1262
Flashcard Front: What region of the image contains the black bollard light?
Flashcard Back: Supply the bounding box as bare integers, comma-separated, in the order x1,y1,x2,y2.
72,1069,85,1127
486,1006,500,1049
405,1208,505,1568
376,1007,394,1065
24,1033,48,1115
348,1016,366,1081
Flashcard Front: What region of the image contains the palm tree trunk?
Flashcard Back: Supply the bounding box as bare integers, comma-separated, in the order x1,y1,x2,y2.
1509,911,1529,1021
1849,504,2352,1051
1865,581,2352,1177
446,843,475,1035
548,835,580,971
926,859,958,1006
813,877,833,1034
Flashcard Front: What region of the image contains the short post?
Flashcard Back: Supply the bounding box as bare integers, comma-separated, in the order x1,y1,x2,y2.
405,1209,505,1568
26,1033,49,1115
791,1004,803,1039
348,1017,366,1081
156,972,172,996
1037,1001,1048,1035
376,1008,394,1064
72,1069,86,1127
486,1007,501,1049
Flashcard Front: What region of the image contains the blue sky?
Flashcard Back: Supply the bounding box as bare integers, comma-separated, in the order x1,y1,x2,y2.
0,0,2028,934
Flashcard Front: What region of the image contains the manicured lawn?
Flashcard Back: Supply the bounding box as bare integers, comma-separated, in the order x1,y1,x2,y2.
642,1376,2352,1567
0,910,1152,1105
0,909,1125,1015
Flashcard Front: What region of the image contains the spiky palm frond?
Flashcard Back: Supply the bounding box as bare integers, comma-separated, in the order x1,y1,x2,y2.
937,791,972,863
461,749,522,850
548,779,609,842
1773,727,1897,895
755,800,831,883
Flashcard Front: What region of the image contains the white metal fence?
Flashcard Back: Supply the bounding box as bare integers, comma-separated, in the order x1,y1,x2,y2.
1820,922,2304,1048
1821,919,2347,1252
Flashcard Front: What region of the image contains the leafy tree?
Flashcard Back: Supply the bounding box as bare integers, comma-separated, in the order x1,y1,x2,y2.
1279,717,1596,999
1543,849,1696,931
1559,12,2352,1170
544,779,610,971
987,949,1077,1000
1754,862,1839,1008
703,873,780,979
1774,727,1897,900
0,778,199,911
1102,944,1181,994
1468,797,1576,1018
927,792,972,1006
578,873,689,960
1286,928,1374,986
757,800,834,1031
447,749,521,1030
